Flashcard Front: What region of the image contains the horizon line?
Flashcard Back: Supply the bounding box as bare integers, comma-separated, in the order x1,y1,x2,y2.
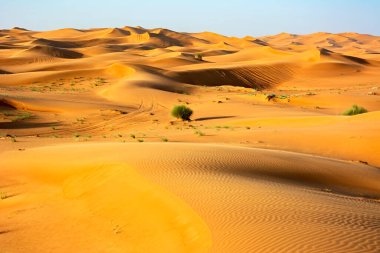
2,25,379,38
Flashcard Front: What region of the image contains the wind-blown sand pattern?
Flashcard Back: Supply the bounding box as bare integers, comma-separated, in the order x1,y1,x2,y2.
1,27,380,252
1,143,380,252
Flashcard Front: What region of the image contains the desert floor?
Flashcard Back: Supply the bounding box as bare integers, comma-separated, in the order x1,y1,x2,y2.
1,27,380,252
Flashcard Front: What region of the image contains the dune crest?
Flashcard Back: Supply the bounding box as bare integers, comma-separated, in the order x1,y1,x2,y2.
15,45,83,59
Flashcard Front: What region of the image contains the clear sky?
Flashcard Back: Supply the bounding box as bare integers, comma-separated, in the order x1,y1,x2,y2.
1,0,379,36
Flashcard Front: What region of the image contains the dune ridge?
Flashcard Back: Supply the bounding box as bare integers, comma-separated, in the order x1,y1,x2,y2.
168,62,297,89
15,45,84,59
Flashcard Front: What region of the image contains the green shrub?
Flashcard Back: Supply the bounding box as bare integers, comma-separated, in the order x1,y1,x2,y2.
12,112,33,122
266,94,276,101
0,191,8,200
342,105,368,116
171,105,193,121
194,53,203,61
194,130,205,136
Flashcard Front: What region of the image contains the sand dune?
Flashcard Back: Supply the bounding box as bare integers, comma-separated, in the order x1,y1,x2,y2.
168,62,297,89
1,143,380,253
34,28,85,39
0,69,12,74
15,45,83,59
204,46,293,62
101,28,133,37
1,26,380,252
28,38,79,48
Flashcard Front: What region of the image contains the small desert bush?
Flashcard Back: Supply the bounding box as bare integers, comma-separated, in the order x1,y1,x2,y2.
266,94,276,101
194,130,205,136
194,53,203,61
342,105,368,116
0,191,8,200
12,112,33,122
171,105,193,121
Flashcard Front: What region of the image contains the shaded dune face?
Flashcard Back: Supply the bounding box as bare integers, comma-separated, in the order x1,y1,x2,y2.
28,38,80,48
168,63,296,89
16,45,84,59
0,98,17,110
1,143,380,253
0,69,12,74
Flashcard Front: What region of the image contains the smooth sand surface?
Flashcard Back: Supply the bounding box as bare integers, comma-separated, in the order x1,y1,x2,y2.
1,27,380,252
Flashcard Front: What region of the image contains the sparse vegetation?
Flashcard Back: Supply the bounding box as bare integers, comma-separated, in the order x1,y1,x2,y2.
216,125,230,129
76,117,85,124
161,137,168,142
93,77,107,87
171,105,193,121
194,130,205,136
266,94,276,101
130,134,136,139
342,105,368,116
174,90,190,95
137,139,144,142
278,95,289,99
20,76,107,94
194,53,203,61
0,191,8,200
11,112,33,122
30,87,42,92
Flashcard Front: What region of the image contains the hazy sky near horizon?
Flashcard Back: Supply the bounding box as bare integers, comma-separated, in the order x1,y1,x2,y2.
1,0,379,36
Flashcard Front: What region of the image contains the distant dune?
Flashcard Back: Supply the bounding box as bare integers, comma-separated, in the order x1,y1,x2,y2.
0,26,379,252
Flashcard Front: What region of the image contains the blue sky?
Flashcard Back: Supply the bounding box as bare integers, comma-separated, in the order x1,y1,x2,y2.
1,0,379,36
